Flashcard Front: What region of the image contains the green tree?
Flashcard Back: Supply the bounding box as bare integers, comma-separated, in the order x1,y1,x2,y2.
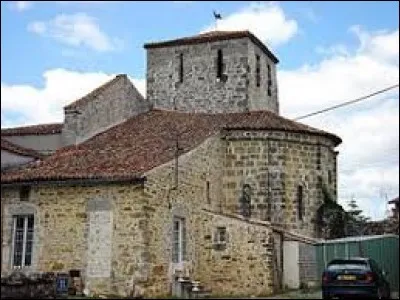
345,196,371,236
315,183,347,239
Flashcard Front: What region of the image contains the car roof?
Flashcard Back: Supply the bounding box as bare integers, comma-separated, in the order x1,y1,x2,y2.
328,257,370,263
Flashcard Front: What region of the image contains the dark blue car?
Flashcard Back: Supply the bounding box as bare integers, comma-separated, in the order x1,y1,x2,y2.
322,257,391,299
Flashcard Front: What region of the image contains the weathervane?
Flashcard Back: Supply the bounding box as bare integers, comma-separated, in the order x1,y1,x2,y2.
213,11,222,30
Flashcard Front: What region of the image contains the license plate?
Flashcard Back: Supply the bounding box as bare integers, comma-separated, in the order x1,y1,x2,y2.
338,275,356,280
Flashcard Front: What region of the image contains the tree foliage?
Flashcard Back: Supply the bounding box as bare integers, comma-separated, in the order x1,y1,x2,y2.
316,183,347,239
315,183,371,239
345,197,371,236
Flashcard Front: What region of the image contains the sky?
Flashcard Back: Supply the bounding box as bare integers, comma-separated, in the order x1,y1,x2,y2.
1,1,399,221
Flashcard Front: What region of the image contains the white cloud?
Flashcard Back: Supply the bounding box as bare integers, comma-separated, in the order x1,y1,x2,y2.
10,1,33,12
1,69,145,127
279,27,399,220
201,2,298,47
27,13,123,52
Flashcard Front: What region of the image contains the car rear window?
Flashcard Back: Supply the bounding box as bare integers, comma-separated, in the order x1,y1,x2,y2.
327,260,369,271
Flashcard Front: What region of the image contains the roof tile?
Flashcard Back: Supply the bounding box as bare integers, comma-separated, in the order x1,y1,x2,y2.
1,109,341,184
1,123,63,136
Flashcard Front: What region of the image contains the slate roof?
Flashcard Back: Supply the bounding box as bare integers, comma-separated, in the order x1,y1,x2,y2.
1,138,43,159
144,30,279,63
1,109,341,185
1,123,63,136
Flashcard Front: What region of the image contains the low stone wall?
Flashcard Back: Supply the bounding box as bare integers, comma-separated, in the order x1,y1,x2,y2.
1,272,57,299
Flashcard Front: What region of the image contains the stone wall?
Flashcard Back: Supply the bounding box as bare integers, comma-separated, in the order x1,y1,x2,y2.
193,210,274,297
139,134,277,297
222,130,338,237
146,37,279,114
0,184,147,296
139,135,225,297
1,135,228,298
1,129,337,297
247,41,279,113
62,75,150,146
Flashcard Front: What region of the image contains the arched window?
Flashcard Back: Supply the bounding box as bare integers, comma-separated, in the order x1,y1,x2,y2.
297,185,304,221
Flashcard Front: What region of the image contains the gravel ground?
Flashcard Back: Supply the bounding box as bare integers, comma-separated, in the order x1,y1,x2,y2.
261,289,399,299
261,289,322,299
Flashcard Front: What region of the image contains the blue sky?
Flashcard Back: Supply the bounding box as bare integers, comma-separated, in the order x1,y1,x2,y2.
1,1,398,85
1,1,399,220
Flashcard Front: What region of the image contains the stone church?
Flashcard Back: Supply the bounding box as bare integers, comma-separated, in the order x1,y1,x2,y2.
1,30,341,297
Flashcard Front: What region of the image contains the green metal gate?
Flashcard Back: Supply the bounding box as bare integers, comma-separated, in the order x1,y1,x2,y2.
316,234,399,291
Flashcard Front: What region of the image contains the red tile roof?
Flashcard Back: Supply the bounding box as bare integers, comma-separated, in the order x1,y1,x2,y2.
64,74,127,110
1,109,341,184
1,123,63,136
144,30,279,64
1,138,43,159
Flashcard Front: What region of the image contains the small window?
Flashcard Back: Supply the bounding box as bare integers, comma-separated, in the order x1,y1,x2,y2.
172,217,186,263
297,185,304,221
217,49,223,79
328,171,332,185
256,55,261,87
213,226,228,250
12,214,34,268
179,53,184,83
316,146,321,170
215,227,227,244
20,186,31,201
267,64,272,96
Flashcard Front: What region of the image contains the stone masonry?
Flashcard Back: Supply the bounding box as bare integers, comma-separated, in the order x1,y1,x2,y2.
1,135,274,297
1,30,341,298
247,41,279,112
1,184,148,296
62,74,151,146
223,130,337,237
1,128,338,297
146,36,279,114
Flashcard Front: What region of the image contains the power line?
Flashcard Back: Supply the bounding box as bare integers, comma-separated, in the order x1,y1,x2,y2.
294,84,399,120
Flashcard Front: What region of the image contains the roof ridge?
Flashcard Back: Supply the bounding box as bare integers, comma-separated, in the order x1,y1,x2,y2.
144,30,279,63
1,123,63,136
64,74,127,110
